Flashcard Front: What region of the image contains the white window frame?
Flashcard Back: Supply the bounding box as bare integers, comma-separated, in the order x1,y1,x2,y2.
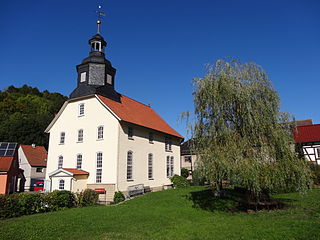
58,155,63,169
165,137,172,152
79,103,85,116
77,129,84,142
60,132,65,144
76,154,82,169
166,156,174,178
149,132,154,144
148,153,153,180
127,151,133,181
96,152,103,183
97,126,104,140
59,179,65,190
128,127,133,140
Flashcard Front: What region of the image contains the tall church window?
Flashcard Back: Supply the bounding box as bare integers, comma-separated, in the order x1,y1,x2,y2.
97,126,104,140
59,179,65,190
60,132,65,144
58,156,63,169
78,129,84,142
79,103,85,116
96,152,103,183
148,153,153,180
77,154,82,169
166,156,174,178
127,151,133,180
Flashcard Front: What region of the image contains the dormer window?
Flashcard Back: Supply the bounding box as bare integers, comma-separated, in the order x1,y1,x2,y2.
79,103,85,116
80,72,86,82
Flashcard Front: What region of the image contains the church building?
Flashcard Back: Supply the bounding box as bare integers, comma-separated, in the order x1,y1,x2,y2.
44,17,183,203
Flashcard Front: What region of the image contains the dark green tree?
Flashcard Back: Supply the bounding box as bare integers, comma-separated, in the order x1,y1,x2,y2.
188,59,311,198
0,85,67,148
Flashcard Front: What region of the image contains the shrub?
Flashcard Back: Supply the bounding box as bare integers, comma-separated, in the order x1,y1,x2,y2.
309,163,320,185
170,174,190,188
191,169,207,186
181,168,189,178
113,191,125,204
0,194,21,219
44,190,76,211
77,189,99,207
18,192,45,215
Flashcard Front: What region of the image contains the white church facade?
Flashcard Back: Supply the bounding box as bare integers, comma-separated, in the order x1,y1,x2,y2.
44,19,183,203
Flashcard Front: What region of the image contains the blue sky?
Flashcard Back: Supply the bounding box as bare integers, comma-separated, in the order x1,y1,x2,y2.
1,0,319,139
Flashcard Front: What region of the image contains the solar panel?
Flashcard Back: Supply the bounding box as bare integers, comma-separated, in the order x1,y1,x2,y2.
0,142,17,156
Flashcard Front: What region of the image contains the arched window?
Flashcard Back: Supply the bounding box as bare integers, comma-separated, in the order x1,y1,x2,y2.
97,126,104,140
59,179,65,190
166,156,174,178
58,156,63,169
79,103,85,116
127,151,133,180
77,154,82,169
96,152,103,183
148,153,153,180
78,129,83,142
60,132,65,144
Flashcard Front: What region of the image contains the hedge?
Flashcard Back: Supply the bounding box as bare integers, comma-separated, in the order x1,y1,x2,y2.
0,189,98,219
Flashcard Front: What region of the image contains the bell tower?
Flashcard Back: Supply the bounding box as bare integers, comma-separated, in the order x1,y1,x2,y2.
70,6,119,101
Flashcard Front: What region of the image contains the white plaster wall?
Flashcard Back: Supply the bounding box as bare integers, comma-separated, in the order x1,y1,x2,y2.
18,147,32,191
51,172,72,191
116,123,181,192
45,96,119,189
72,176,88,193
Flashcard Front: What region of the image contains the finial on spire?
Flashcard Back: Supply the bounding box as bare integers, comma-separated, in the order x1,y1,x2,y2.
96,5,106,34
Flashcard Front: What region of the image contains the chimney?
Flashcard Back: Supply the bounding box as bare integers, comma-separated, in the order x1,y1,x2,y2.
32,144,36,148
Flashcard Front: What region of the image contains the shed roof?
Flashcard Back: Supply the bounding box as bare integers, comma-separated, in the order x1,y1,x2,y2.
0,156,14,172
20,145,47,167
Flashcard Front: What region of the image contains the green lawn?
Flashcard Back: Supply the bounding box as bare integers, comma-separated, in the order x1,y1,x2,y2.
1,187,320,240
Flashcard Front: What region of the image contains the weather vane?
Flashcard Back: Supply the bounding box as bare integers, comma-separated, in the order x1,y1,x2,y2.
96,5,106,34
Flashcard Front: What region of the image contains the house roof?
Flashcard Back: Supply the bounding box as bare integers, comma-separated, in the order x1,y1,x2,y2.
20,145,47,167
296,119,313,126
294,124,320,143
0,156,14,172
97,94,183,139
62,168,89,176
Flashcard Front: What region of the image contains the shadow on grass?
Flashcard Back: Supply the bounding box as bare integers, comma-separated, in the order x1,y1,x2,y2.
187,188,296,213
187,189,238,212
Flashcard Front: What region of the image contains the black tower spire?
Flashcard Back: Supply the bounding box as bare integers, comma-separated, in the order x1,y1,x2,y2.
70,6,119,101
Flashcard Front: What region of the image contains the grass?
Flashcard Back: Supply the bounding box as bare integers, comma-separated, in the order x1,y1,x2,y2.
0,187,320,240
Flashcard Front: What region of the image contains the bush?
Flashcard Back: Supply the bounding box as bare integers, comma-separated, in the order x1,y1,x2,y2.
170,174,190,188
113,191,125,204
44,190,76,211
0,194,21,219
18,192,45,215
181,168,189,178
191,169,207,186
77,189,98,207
309,163,320,185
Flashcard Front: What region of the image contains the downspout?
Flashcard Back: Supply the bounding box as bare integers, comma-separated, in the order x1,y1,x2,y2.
116,122,121,191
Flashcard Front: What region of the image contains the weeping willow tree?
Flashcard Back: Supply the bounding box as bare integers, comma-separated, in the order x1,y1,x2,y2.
189,59,311,199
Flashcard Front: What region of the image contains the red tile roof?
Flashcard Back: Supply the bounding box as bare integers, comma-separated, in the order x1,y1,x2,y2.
0,156,14,172
296,119,313,126
20,145,47,167
97,94,183,139
294,124,320,143
63,168,89,176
